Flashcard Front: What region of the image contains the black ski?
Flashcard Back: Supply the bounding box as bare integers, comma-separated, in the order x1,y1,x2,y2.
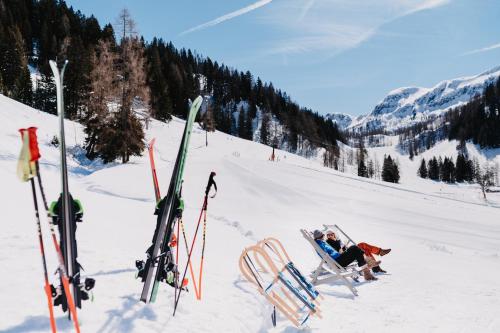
139,96,203,303
49,60,94,314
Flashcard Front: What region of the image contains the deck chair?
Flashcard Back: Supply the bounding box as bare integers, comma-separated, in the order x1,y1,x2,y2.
300,229,359,296
239,239,322,328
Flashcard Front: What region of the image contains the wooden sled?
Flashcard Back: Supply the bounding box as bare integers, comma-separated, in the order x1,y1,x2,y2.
239,239,322,328
255,237,324,305
300,229,359,296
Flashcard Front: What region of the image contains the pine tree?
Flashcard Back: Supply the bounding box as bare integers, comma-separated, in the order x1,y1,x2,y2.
392,160,400,183
465,158,475,182
441,157,455,183
244,104,254,140
367,159,374,178
382,155,392,182
455,154,467,182
418,158,428,178
113,36,149,163
428,157,440,180
260,112,270,145
201,101,216,132
63,36,92,120
2,26,32,104
237,105,246,139
438,156,444,180
33,71,56,114
358,159,368,178
382,155,400,183
409,140,414,160
148,42,172,121
84,39,117,159
115,8,137,40
357,138,368,177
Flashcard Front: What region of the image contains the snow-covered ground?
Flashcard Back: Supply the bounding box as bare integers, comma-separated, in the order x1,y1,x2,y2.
1,94,500,333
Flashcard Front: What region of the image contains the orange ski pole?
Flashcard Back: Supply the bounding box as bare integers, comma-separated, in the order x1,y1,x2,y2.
30,179,58,333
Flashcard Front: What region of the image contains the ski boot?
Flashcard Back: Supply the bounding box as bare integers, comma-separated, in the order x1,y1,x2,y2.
51,284,64,308
79,278,95,301
136,260,147,279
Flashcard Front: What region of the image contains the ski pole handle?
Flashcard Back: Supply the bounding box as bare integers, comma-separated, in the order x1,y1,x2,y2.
205,171,217,197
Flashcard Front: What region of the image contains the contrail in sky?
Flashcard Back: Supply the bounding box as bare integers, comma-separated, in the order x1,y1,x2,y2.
180,0,273,36
461,42,500,56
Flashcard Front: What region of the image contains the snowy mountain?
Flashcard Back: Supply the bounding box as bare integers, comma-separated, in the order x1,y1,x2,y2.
349,66,500,132
1,93,500,332
325,112,354,130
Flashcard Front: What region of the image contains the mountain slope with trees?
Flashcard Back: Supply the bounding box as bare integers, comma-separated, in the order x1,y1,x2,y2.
0,0,344,164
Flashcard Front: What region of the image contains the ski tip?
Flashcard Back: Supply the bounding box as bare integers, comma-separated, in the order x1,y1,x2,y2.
192,96,203,110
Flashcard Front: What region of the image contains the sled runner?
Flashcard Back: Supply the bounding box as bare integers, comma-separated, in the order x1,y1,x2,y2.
300,229,359,296
239,239,322,328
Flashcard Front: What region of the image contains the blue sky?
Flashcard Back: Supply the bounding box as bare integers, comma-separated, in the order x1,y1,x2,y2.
66,0,500,116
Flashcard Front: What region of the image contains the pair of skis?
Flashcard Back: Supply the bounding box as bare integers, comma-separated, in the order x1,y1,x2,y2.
148,140,217,306
139,96,203,304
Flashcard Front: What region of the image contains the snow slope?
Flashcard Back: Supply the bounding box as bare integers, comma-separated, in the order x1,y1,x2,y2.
1,94,500,333
348,66,500,132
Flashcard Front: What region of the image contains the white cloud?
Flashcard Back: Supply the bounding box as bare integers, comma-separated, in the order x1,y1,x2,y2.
266,23,376,55
401,0,451,16
180,0,273,36
263,0,451,56
461,42,500,56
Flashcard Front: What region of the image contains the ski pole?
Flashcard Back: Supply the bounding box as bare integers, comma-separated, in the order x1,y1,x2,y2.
173,172,217,315
148,138,161,202
31,178,58,333
19,128,57,333
197,171,217,300
197,208,207,300
179,218,200,298
22,127,81,332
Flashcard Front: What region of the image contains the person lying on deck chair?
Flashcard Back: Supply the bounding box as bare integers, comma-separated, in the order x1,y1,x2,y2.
313,230,378,281
325,230,391,273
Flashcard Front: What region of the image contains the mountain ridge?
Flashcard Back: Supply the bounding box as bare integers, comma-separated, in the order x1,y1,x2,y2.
326,66,500,133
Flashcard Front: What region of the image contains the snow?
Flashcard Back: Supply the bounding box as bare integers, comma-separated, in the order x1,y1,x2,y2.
325,113,354,130
1,93,500,333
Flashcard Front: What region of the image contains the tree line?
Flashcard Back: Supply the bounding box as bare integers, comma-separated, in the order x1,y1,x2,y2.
447,78,500,148
417,154,498,198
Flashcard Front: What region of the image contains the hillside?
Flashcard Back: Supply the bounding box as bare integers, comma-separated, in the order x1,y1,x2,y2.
1,94,500,333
